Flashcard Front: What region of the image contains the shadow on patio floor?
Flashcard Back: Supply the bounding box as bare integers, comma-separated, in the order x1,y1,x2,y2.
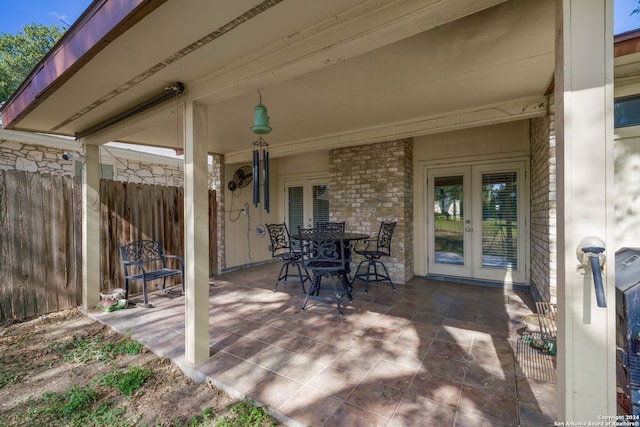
88,262,556,426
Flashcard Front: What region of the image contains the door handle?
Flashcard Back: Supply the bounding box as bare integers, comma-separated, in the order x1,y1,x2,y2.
465,227,472,232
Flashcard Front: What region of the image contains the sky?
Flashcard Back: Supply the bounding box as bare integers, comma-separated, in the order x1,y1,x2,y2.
0,0,91,35
616,0,640,34
1,0,640,36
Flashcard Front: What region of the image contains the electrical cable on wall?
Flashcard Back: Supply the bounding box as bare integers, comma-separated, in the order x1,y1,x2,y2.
102,145,155,185
227,165,253,222
246,205,252,264
79,146,101,209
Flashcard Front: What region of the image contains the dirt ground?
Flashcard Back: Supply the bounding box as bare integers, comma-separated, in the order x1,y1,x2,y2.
0,308,279,426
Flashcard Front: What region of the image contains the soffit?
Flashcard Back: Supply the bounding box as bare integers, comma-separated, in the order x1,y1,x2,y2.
3,0,554,160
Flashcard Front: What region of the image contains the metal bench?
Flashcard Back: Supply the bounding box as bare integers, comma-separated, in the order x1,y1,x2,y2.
119,240,185,308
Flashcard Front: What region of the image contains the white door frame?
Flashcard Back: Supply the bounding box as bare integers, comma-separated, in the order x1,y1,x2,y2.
283,177,330,231
426,159,529,285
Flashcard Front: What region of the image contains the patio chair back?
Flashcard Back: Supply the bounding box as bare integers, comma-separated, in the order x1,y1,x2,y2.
299,227,347,273
266,223,309,292
298,227,351,315
353,221,397,293
266,223,295,257
374,221,396,256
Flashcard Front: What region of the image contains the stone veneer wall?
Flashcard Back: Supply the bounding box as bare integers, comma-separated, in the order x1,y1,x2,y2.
529,95,557,303
0,139,196,185
0,137,226,274
329,139,414,284
0,139,77,175
211,154,225,274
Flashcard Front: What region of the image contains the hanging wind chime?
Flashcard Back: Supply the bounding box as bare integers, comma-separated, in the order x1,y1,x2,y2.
251,91,270,213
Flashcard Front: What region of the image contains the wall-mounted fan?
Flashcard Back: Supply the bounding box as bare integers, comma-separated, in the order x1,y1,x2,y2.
227,165,253,192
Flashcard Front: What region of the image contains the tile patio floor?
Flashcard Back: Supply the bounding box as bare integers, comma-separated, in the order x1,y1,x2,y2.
87,262,557,426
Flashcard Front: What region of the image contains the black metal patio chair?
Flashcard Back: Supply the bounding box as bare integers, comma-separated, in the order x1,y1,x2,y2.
353,221,397,293
299,227,352,316
266,223,310,293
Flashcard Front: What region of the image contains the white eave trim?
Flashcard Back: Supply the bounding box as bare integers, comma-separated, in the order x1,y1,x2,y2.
0,128,185,167
225,95,548,163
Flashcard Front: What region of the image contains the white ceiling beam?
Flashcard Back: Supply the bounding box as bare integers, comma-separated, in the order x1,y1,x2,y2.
77,97,183,146
225,95,547,163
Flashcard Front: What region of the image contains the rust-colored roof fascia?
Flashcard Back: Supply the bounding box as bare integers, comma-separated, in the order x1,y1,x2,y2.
0,0,167,130
615,29,640,58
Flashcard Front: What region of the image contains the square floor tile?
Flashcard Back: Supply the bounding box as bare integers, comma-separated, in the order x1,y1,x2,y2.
324,402,392,427
458,384,518,426
366,358,417,392
391,391,456,427
409,372,463,408
345,380,405,419
245,371,304,410
307,364,364,399
216,360,270,394
278,386,343,426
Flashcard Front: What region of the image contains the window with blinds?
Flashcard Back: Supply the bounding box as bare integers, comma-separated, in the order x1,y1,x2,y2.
481,171,517,269
313,184,329,225
288,186,304,233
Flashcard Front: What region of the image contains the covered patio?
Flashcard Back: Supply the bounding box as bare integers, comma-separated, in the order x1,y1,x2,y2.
1,0,616,421
87,263,556,426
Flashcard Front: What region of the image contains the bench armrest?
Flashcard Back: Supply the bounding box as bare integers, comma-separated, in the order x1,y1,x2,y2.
162,254,184,270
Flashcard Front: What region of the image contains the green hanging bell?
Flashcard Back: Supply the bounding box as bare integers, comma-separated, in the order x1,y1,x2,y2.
251,102,272,134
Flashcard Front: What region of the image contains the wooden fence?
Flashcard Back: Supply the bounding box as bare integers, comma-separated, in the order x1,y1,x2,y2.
0,171,82,321
0,170,216,322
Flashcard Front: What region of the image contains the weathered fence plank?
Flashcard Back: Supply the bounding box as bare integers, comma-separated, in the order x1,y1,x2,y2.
0,171,82,321
16,172,28,317
42,174,56,314
68,177,82,309
0,170,12,320
100,180,190,295
1,170,216,322
30,173,47,316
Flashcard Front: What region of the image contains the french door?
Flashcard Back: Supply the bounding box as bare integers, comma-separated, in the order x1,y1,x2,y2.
284,179,330,234
427,161,527,284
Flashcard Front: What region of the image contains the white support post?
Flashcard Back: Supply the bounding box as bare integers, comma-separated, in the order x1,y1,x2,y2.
183,100,210,365
82,144,101,308
556,0,615,421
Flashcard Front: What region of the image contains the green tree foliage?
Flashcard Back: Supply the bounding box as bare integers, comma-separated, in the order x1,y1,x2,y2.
0,24,64,102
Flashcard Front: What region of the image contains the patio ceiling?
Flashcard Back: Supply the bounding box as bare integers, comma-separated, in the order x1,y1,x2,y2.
1,0,555,163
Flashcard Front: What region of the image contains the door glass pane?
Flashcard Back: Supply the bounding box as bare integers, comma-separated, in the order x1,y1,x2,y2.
481,171,517,269
288,186,304,234
313,184,329,225
434,175,464,265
